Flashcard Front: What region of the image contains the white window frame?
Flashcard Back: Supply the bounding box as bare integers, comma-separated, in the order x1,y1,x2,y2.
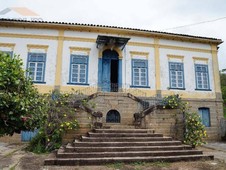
27,53,46,83
169,62,184,89
69,55,88,84
195,64,210,90
132,59,148,87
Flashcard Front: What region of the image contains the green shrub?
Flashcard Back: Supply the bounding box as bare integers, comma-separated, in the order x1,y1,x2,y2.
27,90,79,153
184,112,207,147
162,94,207,147
162,94,182,109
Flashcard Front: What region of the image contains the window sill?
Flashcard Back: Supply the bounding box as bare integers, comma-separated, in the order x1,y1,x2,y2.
33,81,46,84
195,89,212,91
130,85,150,89
67,83,89,86
169,88,186,90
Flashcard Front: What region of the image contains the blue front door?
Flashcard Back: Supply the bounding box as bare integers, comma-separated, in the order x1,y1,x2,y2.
102,59,111,92
100,49,120,92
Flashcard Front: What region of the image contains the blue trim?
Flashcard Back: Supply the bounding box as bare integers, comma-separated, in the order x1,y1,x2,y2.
118,59,122,89
194,64,210,90
131,59,149,87
198,107,211,127
67,83,89,86
168,62,185,89
195,88,212,91
86,56,89,84
130,85,150,88
26,52,46,83
69,54,89,84
98,58,102,89
169,88,186,90
33,81,46,84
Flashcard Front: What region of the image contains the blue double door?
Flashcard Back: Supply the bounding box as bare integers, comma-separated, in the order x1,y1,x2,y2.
99,50,122,92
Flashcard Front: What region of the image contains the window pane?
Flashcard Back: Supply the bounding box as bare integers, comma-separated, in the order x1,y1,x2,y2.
195,64,209,89
199,108,210,127
169,63,184,88
70,57,88,83
132,60,148,86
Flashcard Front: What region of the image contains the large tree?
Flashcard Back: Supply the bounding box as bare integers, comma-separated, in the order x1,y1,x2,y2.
0,52,45,136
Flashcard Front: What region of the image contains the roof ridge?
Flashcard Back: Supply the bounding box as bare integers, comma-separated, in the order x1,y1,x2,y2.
0,18,222,43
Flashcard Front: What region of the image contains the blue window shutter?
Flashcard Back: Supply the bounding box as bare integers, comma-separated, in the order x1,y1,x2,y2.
198,108,210,127
69,55,88,84
132,59,148,87
195,64,210,90
169,62,184,89
27,53,46,83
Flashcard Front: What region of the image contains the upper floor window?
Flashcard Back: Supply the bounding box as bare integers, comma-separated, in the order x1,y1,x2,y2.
27,53,46,83
198,107,210,127
132,59,148,87
169,62,184,89
1,51,13,57
195,64,210,90
69,55,88,84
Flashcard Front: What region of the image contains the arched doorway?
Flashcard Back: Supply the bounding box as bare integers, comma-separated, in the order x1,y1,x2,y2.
106,110,120,123
101,49,119,92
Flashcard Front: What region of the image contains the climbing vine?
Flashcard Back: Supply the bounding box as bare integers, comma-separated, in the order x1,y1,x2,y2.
162,94,207,147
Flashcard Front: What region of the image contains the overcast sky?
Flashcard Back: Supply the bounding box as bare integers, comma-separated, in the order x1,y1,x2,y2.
0,0,225,70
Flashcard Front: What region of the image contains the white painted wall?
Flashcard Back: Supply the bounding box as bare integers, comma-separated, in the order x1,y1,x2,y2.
159,48,214,92
0,26,216,94
61,40,99,87
0,27,58,86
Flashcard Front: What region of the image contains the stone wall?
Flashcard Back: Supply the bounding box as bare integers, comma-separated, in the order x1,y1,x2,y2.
0,133,21,143
184,99,224,141
91,92,144,126
63,93,224,142
63,108,92,143
144,109,184,140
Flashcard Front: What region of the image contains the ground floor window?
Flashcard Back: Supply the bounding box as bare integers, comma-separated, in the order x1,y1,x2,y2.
198,107,210,127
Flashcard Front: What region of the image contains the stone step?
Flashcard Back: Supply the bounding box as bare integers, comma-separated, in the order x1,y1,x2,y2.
81,136,172,142
45,155,214,166
65,144,192,152
73,140,182,147
104,125,135,129
88,132,163,137
94,129,155,133
56,150,203,158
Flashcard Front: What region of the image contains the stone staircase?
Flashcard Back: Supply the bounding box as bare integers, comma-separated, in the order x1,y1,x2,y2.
45,129,213,166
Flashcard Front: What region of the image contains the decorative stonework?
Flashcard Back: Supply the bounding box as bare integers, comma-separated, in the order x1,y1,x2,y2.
27,44,49,52
130,51,149,59
192,57,209,64
98,45,122,59
69,47,91,55
167,54,184,62
0,43,15,50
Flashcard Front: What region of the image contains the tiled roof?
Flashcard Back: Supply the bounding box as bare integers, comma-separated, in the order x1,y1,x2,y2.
0,18,223,44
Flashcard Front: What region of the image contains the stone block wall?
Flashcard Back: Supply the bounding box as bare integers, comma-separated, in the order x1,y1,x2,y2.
63,108,92,143
185,99,224,141
91,92,144,126
144,109,184,140
0,133,21,143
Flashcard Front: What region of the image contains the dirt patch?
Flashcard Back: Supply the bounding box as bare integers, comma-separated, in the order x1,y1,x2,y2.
1,143,226,170
44,160,226,170
17,152,48,170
